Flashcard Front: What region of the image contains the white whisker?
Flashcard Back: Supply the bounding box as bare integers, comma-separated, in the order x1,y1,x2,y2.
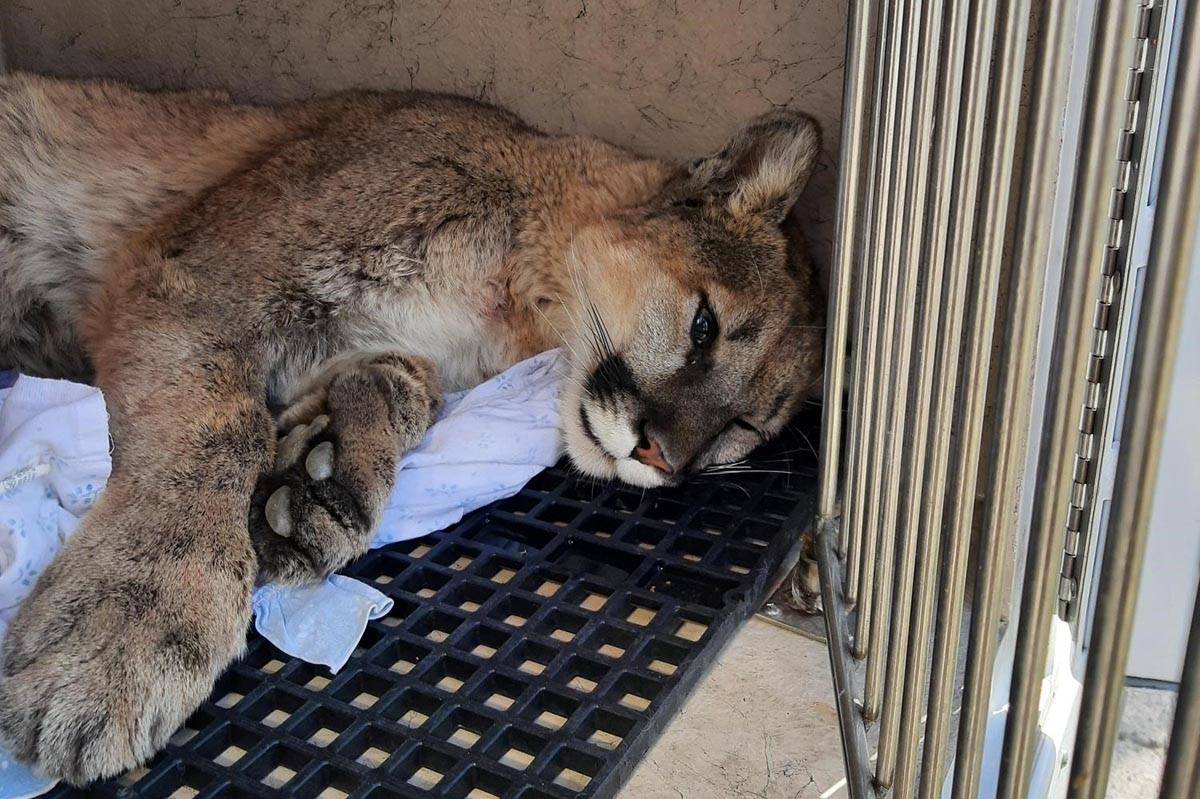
793,427,818,456
533,300,587,366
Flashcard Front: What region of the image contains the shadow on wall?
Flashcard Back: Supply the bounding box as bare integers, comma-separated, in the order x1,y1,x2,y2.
0,0,847,275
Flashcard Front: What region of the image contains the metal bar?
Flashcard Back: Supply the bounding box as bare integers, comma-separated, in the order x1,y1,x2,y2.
817,4,885,794
842,312,869,605
861,0,916,724
951,0,1077,795
816,522,875,799
872,0,944,785
998,0,1138,794
842,250,871,605
892,0,973,790
844,0,895,610
1161,583,1200,799
849,0,903,641
919,0,1030,791
820,0,877,533
1070,4,1200,794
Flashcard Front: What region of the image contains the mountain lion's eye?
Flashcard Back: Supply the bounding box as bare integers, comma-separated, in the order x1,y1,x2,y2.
690,300,718,348
730,417,765,439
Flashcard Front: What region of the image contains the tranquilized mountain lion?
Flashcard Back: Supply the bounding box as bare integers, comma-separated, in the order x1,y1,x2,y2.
0,73,824,784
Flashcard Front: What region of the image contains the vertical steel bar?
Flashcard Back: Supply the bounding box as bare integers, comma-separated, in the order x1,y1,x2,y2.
817,528,876,799
844,0,896,609
951,0,1076,795
873,0,944,785
1070,4,1200,794
820,0,877,536
892,0,973,791
998,0,1138,794
842,257,870,600
1160,584,1200,799
861,0,917,724
919,0,1030,791
849,0,904,639
813,5,885,791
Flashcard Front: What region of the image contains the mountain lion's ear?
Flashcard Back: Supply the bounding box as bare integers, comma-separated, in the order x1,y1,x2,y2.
684,110,820,225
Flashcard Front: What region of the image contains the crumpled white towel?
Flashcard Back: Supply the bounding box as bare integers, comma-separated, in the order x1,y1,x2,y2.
251,348,565,670
0,372,112,798
251,575,396,669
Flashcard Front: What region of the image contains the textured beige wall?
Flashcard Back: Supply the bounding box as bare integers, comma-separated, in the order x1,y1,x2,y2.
1,0,846,267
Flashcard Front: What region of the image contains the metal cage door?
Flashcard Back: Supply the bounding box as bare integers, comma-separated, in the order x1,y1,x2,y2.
813,0,1199,796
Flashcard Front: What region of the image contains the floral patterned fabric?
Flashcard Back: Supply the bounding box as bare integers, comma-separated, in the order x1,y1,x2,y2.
374,347,565,546
0,373,111,797
0,374,110,637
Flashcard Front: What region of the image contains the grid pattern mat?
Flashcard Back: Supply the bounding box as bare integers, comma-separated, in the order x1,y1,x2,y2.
47,412,818,799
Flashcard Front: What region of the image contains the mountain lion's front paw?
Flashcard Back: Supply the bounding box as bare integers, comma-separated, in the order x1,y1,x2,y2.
251,352,441,585
0,645,160,785
0,539,251,785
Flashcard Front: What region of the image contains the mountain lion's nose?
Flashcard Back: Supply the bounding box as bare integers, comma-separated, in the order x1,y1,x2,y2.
633,430,674,474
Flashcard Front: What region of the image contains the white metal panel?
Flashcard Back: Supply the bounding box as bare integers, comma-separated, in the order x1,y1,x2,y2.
1126,230,1200,682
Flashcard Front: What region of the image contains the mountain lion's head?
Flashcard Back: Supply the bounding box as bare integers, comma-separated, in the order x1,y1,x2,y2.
560,110,826,487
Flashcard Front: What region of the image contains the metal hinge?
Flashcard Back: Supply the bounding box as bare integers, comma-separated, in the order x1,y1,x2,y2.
1058,0,1160,621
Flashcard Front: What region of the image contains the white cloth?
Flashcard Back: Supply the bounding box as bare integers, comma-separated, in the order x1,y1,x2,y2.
0,373,111,798
375,347,565,545
0,375,111,636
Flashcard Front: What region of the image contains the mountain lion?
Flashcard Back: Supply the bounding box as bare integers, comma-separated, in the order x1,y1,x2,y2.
0,73,824,783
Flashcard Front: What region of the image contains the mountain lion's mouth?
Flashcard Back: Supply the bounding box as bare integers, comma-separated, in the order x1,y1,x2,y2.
565,393,676,489
578,405,608,456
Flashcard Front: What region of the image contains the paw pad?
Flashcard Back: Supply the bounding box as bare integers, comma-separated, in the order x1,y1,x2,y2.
266,418,340,538
276,414,330,469
306,441,334,480
266,486,293,537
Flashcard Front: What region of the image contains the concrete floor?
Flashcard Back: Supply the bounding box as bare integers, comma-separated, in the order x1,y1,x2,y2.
618,619,1176,799
621,618,846,799
1107,687,1175,799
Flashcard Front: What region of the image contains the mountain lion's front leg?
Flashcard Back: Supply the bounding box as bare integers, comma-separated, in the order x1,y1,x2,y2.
0,331,273,785
250,351,442,585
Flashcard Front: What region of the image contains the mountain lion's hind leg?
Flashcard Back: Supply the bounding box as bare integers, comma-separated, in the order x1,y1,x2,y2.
251,352,442,585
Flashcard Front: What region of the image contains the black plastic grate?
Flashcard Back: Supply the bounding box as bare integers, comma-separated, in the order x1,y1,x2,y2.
47,409,819,799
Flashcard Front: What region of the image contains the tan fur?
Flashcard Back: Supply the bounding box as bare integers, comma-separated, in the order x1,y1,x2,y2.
0,73,824,784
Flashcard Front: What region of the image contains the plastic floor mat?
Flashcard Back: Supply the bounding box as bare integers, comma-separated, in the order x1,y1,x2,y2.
47,409,820,799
